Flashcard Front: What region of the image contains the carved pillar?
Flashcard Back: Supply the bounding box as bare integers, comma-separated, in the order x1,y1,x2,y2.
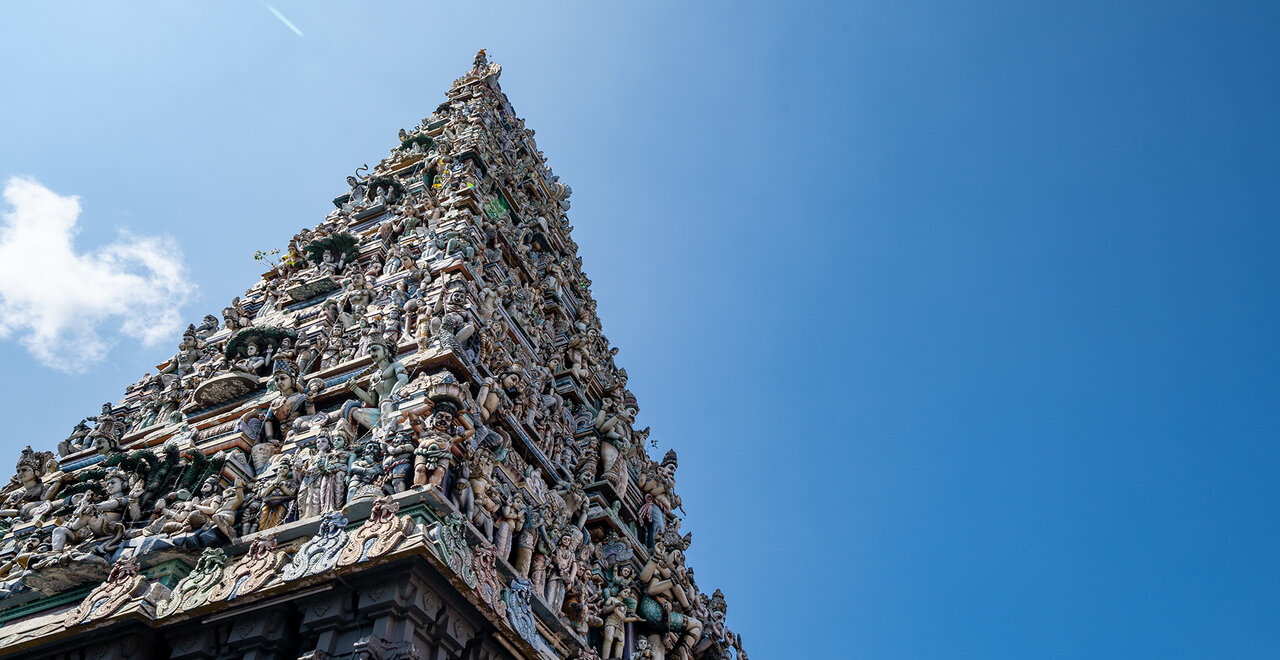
361,574,432,657
296,587,355,658
167,624,224,660
222,606,294,660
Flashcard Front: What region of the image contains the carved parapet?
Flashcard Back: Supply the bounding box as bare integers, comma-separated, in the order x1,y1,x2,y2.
473,543,508,618
281,512,349,581
63,557,166,627
207,536,285,602
425,513,477,589
505,577,555,655
336,497,415,567
156,547,228,618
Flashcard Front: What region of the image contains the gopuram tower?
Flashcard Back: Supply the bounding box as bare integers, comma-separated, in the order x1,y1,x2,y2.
0,52,745,660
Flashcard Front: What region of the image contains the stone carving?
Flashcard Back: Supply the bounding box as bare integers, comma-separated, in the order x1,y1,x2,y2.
336,497,413,567
473,543,507,617
347,439,386,502
410,401,474,489
352,635,419,660
505,577,537,645
426,513,476,588
0,51,743,660
256,455,298,531
0,446,61,528
63,557,149,626
157,547,228,617
208,536,284,602
341,341,408,435
281,512,350,581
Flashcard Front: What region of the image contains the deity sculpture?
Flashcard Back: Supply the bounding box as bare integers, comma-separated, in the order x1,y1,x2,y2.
297,433,338,519
342,341,408,434
462,449,499,541
494,492,522,562
207,480,245,541
51,468,132,554
546,529,581,611
410,401,475,490
594,393,638,493
598,592,639,660
347,440,385,503
317,249,345,278
381,430,416,494
0,447,61,525
264,359,307,441
234,341,269,376
513,500,547,581
57,420,92,457
344,175,368,209
637,450,680,548
257,457,297,531
159,326,204,384
192,315,219,341
319,431,351,514
85,403,124,454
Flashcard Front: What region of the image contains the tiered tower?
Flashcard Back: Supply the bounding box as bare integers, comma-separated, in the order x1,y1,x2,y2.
0,53,744,660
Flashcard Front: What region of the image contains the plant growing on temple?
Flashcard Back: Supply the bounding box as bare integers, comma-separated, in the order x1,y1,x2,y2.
254,248,282,269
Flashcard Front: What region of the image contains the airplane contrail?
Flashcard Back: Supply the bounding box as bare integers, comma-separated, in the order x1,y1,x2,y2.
265,4,304,37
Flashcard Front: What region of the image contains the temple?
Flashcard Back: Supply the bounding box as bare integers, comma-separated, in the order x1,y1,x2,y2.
0,52,744,660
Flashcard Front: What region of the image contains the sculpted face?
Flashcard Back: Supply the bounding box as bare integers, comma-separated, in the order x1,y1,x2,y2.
369,344,387,362
106,476,125,495
274,372,294,393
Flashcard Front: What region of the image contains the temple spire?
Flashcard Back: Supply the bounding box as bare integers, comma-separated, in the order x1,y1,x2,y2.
0,51,743,660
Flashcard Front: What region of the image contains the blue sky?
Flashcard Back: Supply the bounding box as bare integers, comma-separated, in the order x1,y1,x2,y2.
2,2,1279,657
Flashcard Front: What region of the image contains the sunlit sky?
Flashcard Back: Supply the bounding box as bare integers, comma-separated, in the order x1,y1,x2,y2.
3,2,1279,657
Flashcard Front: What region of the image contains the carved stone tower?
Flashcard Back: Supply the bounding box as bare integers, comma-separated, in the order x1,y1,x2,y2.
0,52,744,660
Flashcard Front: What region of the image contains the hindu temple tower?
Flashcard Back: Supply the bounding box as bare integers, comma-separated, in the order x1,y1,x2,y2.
0,53,745,660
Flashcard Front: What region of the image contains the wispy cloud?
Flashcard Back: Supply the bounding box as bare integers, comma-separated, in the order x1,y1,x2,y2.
0,177,194,373
265,4,304,37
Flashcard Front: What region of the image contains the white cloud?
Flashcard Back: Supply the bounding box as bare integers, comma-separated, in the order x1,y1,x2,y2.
0,176,194,373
